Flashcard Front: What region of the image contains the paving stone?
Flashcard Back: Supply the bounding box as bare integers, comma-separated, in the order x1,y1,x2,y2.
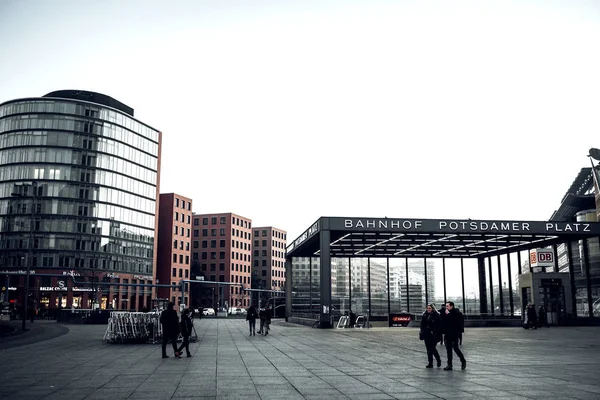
1,320,600,399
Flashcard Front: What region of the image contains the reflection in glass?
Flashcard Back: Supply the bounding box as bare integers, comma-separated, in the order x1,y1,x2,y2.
462,259,480,315
370,258,387,317
389,258,406,312
407,259,425,313
351,258,368,315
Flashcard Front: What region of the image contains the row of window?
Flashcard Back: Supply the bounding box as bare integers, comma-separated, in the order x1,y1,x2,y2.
253,229,286,240
174,197,191,211
253,259,286,268
253,250,285,258
0,164,157,199
205,274,250,285
172,253,190,265
2,252,152,273
172,240,190,251
174,226,190,237
194,251,251,262
172,268,190,278
174,212,191,225
193,215,251,229
0,110,159,154
253,239,286,249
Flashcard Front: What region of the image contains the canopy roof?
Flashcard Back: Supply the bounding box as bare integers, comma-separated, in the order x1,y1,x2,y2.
286,217,600,259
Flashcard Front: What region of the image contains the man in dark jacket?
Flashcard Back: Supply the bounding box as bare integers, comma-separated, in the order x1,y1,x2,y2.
442,302,466,370
177,309,193,357
160,302,181,359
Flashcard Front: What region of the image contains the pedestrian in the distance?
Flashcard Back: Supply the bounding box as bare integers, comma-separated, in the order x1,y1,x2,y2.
420,304,442,368
160,302,181,359
177,308,193,357
526,304,537,330
537,305,547,328
246,305,259,336
442,302,467,370
259,307,271,335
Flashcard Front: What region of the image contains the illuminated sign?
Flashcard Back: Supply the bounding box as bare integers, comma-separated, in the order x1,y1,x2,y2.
389,313,413,327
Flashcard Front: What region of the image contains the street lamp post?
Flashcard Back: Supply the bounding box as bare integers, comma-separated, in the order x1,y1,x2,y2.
11,181,38,332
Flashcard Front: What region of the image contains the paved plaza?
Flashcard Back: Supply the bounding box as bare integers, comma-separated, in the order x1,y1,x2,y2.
1,319,600,399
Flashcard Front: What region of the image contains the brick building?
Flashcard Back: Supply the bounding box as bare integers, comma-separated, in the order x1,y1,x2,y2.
156,193,193,306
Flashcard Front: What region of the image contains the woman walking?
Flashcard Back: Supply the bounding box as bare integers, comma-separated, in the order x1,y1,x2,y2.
420,304,442,368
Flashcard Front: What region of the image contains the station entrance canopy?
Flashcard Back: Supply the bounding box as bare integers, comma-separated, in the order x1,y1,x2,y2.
285,217,600,259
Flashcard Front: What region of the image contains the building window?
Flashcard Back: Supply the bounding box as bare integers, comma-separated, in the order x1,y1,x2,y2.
175,212,179,221
193,241,198,250
194,229,199,237
210,240,217,248
262,240,267,246
185,256,189,264
201,252,207,260
220,216,226,224
202,229,208,236
173,254,177,263
254,240,259,247
211,216,217,224
262,230,267,236
193,218,199,226
173,240,177,249
202,217,208,225
181,200,185,209
176,198,180,207
220,239,226,247
172,268,176,277
211,252,216,260
179,255,183,263
211,229,217,236
202,240,208,248
185,270,189,278
219,252,225,259
219,263,225,271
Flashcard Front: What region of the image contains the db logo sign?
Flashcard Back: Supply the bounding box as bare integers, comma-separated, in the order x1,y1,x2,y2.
531,250,554,266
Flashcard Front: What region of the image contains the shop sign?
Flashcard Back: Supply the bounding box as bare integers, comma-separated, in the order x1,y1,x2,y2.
62,270,81,277
389,313,414,327
133,275,152,280
332,218,599,235
106,273,119,279
530,249,555,268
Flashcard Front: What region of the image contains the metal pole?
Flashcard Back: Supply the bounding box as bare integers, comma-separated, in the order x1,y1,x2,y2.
22,182,36,331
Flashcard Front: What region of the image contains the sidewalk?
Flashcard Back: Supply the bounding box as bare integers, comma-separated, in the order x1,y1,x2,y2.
0,319,69,350
1,319,599,399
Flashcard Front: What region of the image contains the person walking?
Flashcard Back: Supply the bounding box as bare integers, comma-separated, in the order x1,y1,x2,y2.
246,305,259,336
259,307,272,335
537,305,547,328
160,302,181,359
442,302,466,370
420,304,442,368
526,304,537,330
177,308,193,357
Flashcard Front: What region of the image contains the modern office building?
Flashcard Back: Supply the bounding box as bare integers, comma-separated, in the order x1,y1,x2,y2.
156,193,192,306
0,90,161,311
251,226,287,290
191,213,252,309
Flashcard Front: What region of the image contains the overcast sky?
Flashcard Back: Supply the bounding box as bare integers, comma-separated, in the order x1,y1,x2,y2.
1,0,599,241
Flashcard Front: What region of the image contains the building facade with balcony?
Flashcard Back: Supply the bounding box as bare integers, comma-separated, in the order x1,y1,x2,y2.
0,90,161,312
156,193,192,306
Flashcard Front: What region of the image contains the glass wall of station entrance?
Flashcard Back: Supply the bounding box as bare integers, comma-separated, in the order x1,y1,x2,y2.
289,238,600,321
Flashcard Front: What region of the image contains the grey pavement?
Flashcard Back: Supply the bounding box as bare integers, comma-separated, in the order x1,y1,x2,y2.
1,319,600,400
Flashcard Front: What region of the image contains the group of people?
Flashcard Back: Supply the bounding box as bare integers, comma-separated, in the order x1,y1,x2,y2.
419,301,467,370
525,304,548,329
160,302,194,359
245,305,271,336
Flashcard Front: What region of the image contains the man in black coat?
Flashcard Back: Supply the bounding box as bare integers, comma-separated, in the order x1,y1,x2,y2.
442,302,466,370
160,302,181,359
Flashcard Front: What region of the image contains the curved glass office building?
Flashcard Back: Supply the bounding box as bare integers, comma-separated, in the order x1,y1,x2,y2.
0,90,161,311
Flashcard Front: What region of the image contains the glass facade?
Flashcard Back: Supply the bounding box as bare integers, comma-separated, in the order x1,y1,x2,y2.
0,96,160,278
